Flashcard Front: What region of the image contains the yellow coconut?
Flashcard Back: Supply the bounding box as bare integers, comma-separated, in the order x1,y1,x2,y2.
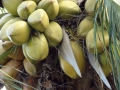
2,0,23,16
59,55,79,79
70,41,86,74
28,9,49,32
0,14,15,29
77,16,94,38
85,0,101,15
44,21,63,47
57,0,77,4
86,26,109,54
85,0,96,14
22,44,39,65
58,1,81,19
59,40,86,79
0,17,23,41
25,32,49,61
99,51,112,77
6,21,31,45
25,0,40,3
23,58,37,76
37,0,59,20
17,1,37,19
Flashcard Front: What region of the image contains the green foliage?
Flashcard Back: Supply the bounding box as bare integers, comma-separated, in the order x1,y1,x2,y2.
94,0,120,89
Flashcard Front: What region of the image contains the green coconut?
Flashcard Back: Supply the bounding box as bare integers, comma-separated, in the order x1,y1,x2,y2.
37,0,59,20
17,1,37,19
6,21,31,45
77,16,94,38
2,0,23,16
28,9,49,32
0,17,23,41
25,32,49,61
44,21,63,47
86,26,109,54
58,1,81,19
0,14,15,29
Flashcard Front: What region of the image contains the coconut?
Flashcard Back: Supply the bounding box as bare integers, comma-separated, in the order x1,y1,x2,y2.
44,21,63,47
70,41,86,74
0,14,15,29
6,21,31,45
28,9,49,32
25,32,49,61
59,40,86,79
58,1,81,19
85,0,101,15
0,17,23,41
85,0,96,14
23,58,37,76
57,0,77,4
17,1,37,19
99,51,112,77
37,0,59,20
2,0,23,16
25,0,40,3
22,44,39,65
77,16,94,38
59,55,79,79
86,26,109,54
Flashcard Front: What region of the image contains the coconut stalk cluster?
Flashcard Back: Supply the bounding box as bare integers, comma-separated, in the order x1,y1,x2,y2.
0,0,112,89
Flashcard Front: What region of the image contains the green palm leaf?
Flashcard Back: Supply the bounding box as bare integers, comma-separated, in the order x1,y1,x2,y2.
94,0,120,89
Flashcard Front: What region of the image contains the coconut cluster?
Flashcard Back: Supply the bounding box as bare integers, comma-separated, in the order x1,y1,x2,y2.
0,0,112,89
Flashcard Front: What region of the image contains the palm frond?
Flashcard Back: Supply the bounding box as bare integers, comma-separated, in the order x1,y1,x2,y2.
94,0,120,89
